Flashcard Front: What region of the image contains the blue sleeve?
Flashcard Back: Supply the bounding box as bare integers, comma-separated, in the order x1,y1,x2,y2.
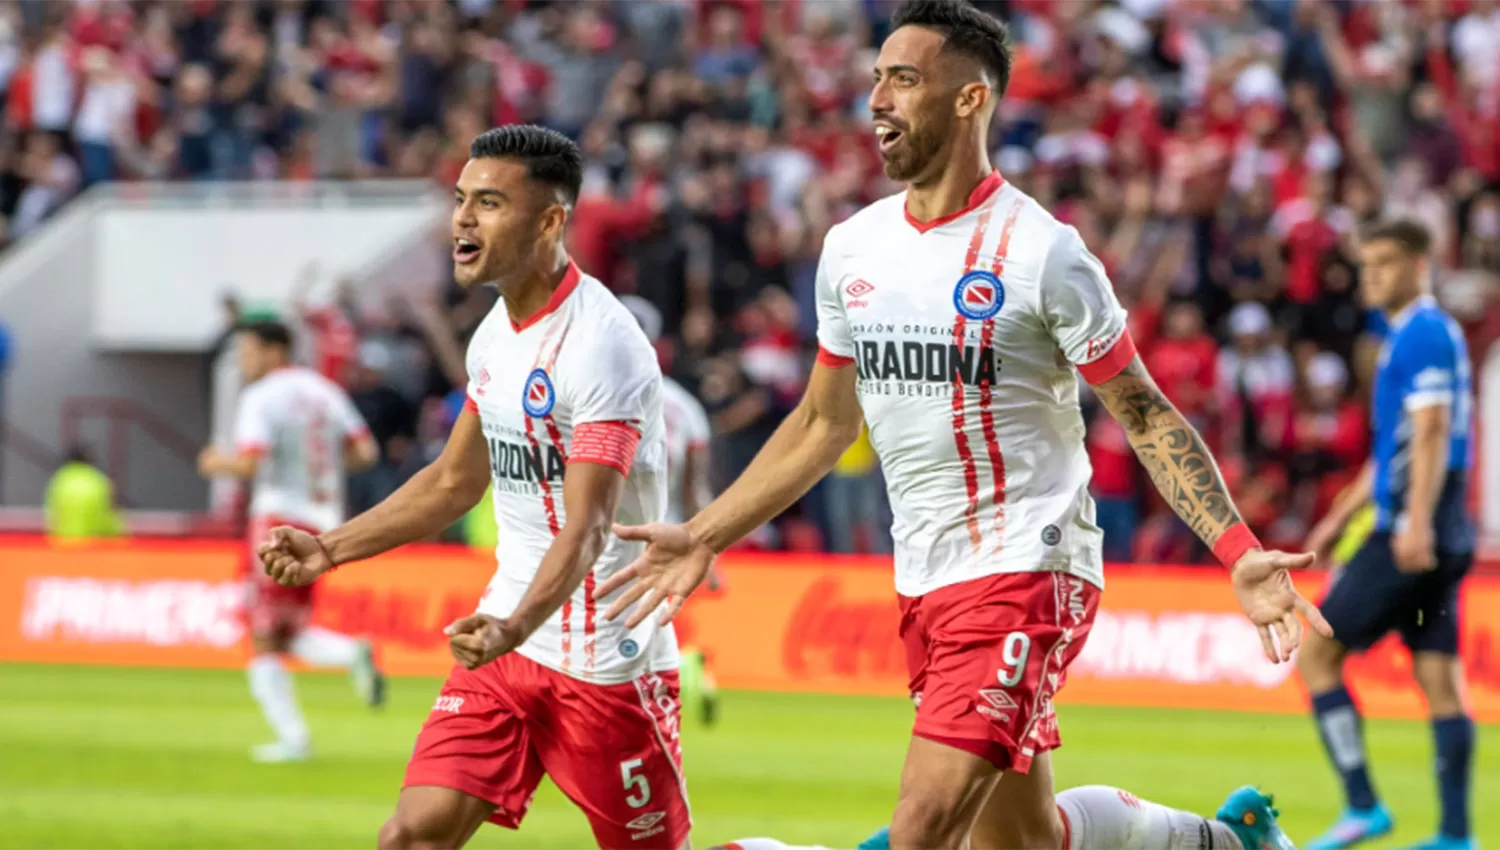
1400,318,1458,412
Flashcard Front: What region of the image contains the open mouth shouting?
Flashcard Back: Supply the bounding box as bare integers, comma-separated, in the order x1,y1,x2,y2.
454,237,481,265
875,123,905,154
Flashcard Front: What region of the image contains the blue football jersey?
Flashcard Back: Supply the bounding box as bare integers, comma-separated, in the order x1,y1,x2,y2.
1369,295,1475,551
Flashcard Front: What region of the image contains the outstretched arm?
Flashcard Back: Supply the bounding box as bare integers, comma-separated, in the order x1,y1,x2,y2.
1091,358,1245,549
1038,221,1327,660
687,359,864,552
1091,357,1331,661
601,360,864,625
319,407,491,565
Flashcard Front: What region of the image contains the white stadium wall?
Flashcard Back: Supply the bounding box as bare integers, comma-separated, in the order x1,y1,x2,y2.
0,182,446,510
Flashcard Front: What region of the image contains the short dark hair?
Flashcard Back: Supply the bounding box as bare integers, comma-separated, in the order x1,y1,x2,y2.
469,124,584,206
891,0,1012,97
1363,218,1432,257
239,319,293,350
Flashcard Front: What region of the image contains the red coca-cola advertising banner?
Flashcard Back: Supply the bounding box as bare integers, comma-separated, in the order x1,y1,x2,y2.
2,537,1496,721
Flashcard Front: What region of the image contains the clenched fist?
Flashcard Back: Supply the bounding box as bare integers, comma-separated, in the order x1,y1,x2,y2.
256,527,335,587
444,614,524,670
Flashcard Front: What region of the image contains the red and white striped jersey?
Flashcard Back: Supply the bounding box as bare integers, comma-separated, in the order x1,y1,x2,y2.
465,262,676,684
234,366,370,532
814,172,1134,596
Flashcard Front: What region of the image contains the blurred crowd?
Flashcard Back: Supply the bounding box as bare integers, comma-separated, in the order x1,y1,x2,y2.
7,0,1500,560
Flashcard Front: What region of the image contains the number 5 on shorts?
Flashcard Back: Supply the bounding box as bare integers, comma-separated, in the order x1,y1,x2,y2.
621,758,652,808
997,631,1031,687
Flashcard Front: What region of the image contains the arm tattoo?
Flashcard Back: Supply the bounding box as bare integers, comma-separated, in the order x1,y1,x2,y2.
1093,358,1241,545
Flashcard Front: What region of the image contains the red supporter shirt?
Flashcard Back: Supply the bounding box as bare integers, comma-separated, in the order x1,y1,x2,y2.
1428,40,1500,181
1144,334,1218,419
567,181,662,286
301,307,357,386
1294,401,1369,514
1284,216,1338,304
1087,414,1137,500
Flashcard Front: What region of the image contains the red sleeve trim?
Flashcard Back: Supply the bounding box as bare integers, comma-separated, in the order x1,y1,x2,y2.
236,443,267,458
1077,328,1138,385
464,394,479,414
816,345,855,368
687,439,709,451
569,421,642,476
343,427,371,447
1212,522,1262,570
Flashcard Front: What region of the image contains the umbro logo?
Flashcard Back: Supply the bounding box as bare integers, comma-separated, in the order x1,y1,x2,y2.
976,688,1015,723
978,688,1018,710
627,813,666,831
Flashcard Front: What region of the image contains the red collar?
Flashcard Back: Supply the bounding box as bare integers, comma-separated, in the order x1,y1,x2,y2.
903,170,1005,234
510,261,582,333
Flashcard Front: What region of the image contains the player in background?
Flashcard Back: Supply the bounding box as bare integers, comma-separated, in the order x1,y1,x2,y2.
257,126,690,850
621,294,724,726
602,3,1326,850
1299,221,1476,850
197,320,385,763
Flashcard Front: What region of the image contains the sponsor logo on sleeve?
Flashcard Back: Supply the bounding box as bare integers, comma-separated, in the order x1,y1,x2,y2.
1085,329,1124,362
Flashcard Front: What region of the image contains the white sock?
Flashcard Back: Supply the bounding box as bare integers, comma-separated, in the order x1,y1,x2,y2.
247,655,309,747
289,626,362,668
1058,786,1245,850
708,841,829,850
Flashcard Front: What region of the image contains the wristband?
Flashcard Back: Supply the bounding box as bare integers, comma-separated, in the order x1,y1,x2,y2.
1213,522,1260,570
314,535,338,572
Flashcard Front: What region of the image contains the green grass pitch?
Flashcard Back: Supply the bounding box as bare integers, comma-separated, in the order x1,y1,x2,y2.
0,664,1493,849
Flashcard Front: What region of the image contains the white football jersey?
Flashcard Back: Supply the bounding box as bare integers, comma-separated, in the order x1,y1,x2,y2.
234,366,370,532
465,263,678,683
661,377,712,524
815,172,1135,596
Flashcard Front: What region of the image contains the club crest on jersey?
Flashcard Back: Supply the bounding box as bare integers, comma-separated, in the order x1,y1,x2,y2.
521,368,556,418
953,270,1004,320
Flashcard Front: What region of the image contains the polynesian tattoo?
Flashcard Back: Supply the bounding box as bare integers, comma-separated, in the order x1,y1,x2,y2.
1092,358,1241,544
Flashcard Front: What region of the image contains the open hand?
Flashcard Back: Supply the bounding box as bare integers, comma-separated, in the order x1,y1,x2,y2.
1231,549,1333,663
444,613,524,670
598,523,716,628
257,527,334,587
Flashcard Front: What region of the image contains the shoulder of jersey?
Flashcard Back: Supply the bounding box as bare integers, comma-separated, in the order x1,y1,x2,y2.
307,367,345,393
1402,304,1446,333
565,275,658,358
1410,306,1464,344
579,278,639,334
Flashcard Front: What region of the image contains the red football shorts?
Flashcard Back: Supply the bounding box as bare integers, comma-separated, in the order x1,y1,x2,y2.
899,571,1100,774
243,515,317,638
404,652,691,848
